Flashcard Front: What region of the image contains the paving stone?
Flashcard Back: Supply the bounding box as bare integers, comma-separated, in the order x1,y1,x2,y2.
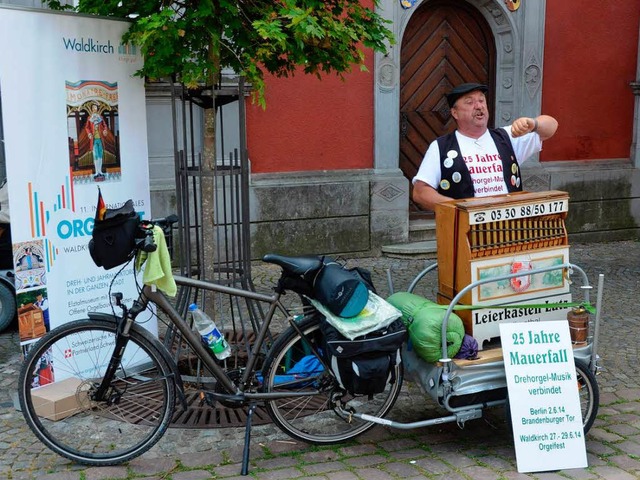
607,423,640,436
560,467,599,479
253,466,304,480
411,457,452,475
128,456,177,475
501,472,536,479
461,464,503,478
385,448,428,461
377,437,421,452
532,472,566,480
212,463,244,477
172,470,214,480
587,426,624,442
343,454,388,468
38,472,82,480
589,465,638,480
611,440,640,457
84,466,129,480
382,460,424,477
585,439,617,456
316,472,358,480
298,450,339,464
339,444,379,457
608,454,640,472
351,467,395,479
301,460,345,475
178,450,224,468
253,455,298,470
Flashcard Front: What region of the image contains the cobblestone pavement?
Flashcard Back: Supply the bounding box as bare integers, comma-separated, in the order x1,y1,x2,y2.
1,241,640,480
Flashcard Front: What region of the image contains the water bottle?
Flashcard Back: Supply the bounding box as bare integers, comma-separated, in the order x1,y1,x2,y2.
188,303,231,360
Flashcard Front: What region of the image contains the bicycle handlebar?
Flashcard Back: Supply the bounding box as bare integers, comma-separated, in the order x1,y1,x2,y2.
134,215,179,253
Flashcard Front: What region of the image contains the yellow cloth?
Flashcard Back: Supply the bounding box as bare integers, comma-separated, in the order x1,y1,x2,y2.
135,225,177,297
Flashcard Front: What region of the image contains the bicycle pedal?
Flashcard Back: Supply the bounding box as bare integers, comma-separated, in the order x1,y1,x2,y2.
199,390,217,408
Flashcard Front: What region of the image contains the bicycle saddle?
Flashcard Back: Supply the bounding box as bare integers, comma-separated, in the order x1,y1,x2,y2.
262,254,323,275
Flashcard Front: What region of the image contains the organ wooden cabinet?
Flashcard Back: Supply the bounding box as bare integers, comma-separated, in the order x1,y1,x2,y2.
435,191,572,348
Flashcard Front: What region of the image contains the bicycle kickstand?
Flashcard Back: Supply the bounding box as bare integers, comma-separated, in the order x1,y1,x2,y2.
241,402,258,476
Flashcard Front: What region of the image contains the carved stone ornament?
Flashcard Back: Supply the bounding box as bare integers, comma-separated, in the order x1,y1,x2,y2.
524,52,542,98
375,183,404,202
486,5,506,25
378,63,395,90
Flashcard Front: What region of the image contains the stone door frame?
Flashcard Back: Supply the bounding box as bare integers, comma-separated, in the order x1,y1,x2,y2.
374,0,548,173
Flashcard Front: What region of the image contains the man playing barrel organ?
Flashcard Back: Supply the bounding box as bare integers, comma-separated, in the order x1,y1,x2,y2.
412,83,558,211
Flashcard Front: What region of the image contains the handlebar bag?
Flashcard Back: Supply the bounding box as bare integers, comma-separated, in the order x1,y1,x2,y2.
320,317,406,396
312,261,370,318
89,200,139,270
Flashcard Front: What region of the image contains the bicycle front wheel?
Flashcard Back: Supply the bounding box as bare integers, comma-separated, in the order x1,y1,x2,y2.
262,313,403,444
18,319,176,465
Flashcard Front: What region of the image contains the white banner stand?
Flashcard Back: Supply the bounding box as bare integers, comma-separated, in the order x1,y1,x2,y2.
0,6,154,378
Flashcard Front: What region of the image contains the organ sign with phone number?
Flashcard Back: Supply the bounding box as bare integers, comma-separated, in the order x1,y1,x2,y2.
471,199,568,224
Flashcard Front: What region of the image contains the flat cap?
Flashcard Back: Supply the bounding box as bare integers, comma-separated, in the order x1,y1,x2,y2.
446,83,488,108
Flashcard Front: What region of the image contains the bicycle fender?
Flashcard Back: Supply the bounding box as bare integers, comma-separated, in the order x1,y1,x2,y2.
87,312,188,411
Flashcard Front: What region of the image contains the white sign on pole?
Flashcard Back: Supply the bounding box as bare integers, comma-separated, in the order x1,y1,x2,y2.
500,320,587,473
0,6,155,381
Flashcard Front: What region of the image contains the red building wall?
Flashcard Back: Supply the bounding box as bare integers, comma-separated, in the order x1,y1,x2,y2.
246,62,375,174
541,2,640,161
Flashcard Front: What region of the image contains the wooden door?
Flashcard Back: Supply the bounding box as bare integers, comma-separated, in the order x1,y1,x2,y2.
400,0,496,215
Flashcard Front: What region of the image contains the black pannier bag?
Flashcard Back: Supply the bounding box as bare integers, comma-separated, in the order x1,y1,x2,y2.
89,200,139,270
320,317,407,396
312,260,370,318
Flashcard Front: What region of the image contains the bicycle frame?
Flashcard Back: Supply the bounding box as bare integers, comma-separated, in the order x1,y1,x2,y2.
130,274,323,402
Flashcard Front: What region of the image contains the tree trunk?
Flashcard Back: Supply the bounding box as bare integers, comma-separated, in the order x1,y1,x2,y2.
201,39,220,319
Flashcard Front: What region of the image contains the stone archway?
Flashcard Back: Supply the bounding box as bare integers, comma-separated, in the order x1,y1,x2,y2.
374,0,547,182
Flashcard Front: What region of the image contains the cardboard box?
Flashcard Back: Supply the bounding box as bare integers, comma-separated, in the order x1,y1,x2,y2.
32,377,87,421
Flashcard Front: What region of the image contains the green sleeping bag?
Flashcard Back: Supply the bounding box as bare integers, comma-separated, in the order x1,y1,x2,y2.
387,292,465,363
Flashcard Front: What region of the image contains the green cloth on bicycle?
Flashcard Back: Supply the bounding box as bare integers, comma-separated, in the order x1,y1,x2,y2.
135,225,177,297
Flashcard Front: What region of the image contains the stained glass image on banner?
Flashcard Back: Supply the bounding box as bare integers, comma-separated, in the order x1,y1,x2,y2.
66,81,121,184
13,240,46,290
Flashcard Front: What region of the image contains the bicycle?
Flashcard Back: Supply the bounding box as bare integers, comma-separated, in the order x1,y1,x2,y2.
18,215,403,471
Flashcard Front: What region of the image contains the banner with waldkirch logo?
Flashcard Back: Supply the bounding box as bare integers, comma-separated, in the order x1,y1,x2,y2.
0,6,155,378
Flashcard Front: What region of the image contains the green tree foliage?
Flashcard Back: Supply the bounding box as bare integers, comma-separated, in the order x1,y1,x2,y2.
46,0,394,105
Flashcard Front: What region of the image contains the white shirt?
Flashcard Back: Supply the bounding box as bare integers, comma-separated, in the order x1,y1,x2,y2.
413,127,542,197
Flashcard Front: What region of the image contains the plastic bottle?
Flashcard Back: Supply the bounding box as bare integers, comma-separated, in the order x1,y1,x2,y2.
188,303,231,360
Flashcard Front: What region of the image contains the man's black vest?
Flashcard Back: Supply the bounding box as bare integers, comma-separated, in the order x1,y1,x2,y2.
436,128,522,199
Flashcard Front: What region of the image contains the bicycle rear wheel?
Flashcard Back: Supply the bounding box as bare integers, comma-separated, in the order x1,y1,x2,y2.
18,319,176,465
262,313,403,444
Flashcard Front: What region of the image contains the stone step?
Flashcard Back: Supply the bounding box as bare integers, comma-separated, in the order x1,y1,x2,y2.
381,218,438,258
381,240,438,258
408,218,437,243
